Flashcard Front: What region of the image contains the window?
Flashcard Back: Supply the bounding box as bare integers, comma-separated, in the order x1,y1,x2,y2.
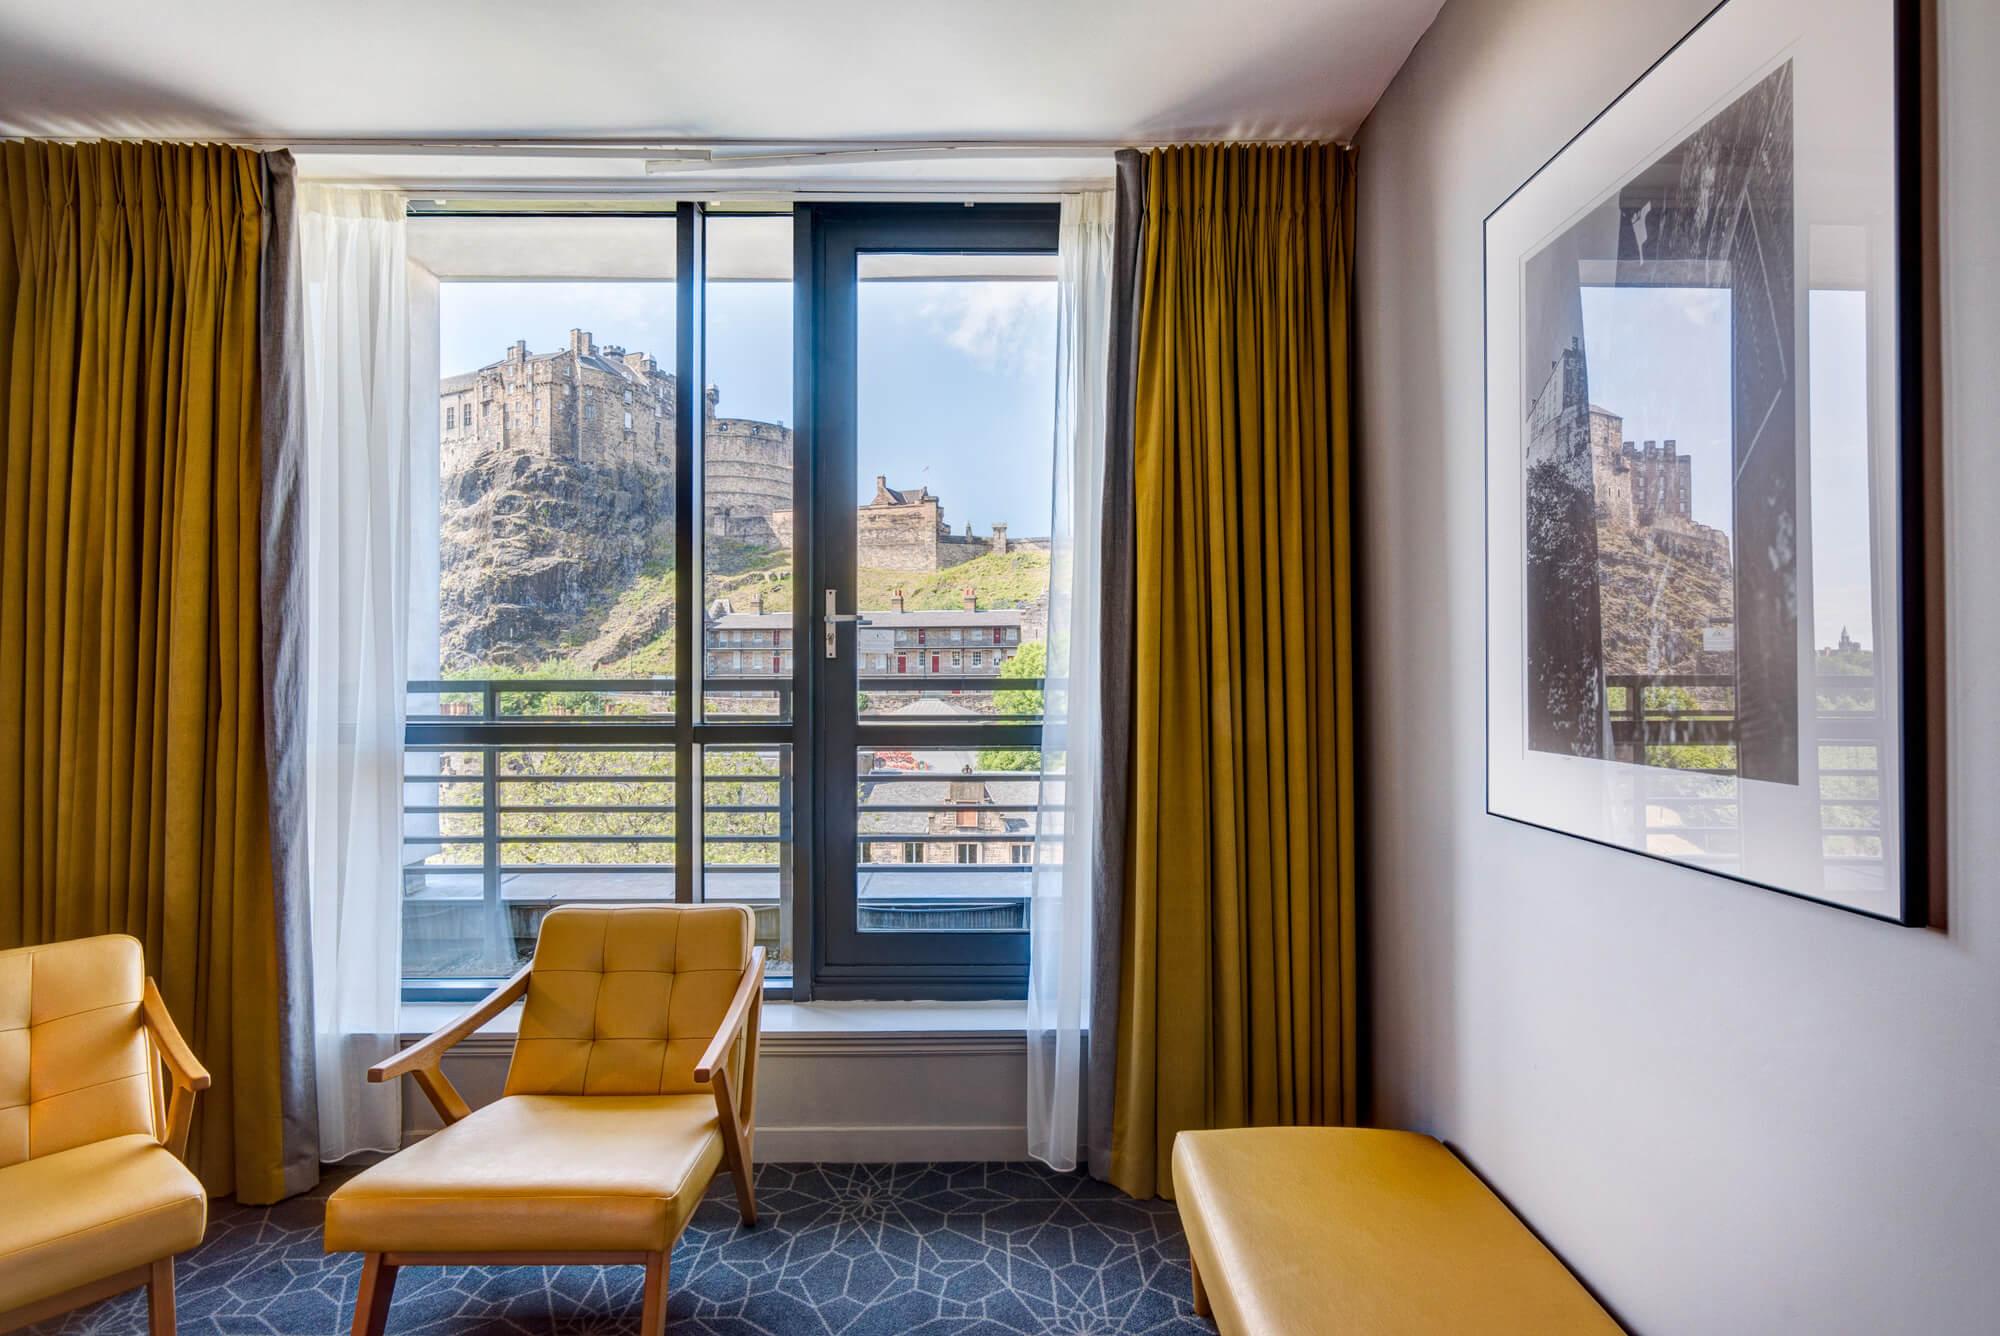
1011,843,1032,865
403,204,1055,1001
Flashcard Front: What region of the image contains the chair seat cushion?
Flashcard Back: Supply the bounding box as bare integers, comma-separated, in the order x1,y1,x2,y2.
325,1094,723,1256
1172,1127,1622,1336
0,1133,206,1312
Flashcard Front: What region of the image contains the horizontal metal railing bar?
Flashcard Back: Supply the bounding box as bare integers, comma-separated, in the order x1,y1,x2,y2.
408,723,682,745
492,833,678,843
408,678,677,693
858,768,1052,782
857,832,1039,842
851,726,1043,748
858,803,1041,813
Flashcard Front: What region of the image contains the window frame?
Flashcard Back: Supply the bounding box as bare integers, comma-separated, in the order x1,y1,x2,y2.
403,202,1052,1004
799,202,1055,1001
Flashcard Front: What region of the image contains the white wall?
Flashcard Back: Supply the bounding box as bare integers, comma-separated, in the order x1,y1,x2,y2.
1354,1,2000,1331
398,1017,1030,1163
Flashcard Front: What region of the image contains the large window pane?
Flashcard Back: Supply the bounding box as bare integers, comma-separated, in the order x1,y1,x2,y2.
853,254,1055,733
702,213,796,721
405,217,680,987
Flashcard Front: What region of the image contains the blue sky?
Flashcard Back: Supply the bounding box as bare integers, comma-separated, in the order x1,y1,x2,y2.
1579,284,1876,653
440,278,1057,538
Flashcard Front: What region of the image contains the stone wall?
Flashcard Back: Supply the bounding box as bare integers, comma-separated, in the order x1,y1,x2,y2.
705,388,794,545
441,330,677,481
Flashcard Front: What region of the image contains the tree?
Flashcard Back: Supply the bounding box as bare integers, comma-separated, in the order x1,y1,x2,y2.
979,641,1045,772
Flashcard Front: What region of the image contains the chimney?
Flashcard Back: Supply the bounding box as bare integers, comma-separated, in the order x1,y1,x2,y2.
1664,438,1677,455
891,588,905,614
749,587,764,614
874,475,891,505
962,587,977,613
990,521,1008,554
508,339,527,363
568,329,592,357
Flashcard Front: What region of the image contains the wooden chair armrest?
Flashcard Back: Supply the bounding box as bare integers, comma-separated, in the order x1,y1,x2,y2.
694,948,765,1084
369,965,531,1083
141,979,211,1092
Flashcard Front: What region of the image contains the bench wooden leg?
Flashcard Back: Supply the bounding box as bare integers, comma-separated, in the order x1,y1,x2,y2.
351,1254,399,1336
639,1252,670,1336
146,1258,176,1336
1190,1253,1212,1319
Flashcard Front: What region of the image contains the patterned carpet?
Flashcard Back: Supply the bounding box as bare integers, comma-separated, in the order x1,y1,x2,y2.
26,1162,1216,1336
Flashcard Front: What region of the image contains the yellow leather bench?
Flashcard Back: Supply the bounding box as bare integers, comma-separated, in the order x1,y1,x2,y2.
1172,1128,1623,1335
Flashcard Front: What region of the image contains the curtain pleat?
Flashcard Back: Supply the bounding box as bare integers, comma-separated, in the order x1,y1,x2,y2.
1088,148,1146,1183
1108,143,1357,1200
258,149,323,1197
0,139,294,1202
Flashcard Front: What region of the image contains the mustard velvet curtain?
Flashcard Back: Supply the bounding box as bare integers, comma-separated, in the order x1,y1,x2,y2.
0,140,289,1202
1109,143,1358,1199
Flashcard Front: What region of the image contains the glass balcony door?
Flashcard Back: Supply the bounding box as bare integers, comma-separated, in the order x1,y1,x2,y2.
804,204,1059,998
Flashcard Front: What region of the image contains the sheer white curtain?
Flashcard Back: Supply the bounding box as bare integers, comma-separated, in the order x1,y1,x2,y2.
299,184,411,1160
1028,191,1114,1171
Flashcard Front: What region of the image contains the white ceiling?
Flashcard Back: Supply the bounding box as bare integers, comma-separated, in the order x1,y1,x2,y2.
0,0,1443,192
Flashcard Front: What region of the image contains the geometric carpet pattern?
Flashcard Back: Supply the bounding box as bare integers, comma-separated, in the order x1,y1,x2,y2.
25,1162,1217,1336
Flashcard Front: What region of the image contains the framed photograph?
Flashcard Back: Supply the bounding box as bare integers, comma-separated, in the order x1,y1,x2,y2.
1484,0,1940,922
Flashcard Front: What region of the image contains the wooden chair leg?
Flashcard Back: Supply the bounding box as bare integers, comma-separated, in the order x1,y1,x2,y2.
146,1257,177,1336
725,1145,758,1227
1190,1253,1212,1319
639,1252,670,1336
351,1253,400,1336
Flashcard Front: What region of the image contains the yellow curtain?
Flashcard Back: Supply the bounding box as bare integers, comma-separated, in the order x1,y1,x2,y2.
0,140,288,1202
1110,143,1358,1199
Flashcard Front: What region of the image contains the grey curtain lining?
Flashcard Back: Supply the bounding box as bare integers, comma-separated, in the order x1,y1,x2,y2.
258,148,321,1198
1086,148,1145,1183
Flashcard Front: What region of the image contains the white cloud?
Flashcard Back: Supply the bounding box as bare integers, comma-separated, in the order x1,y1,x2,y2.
918,282,1057,374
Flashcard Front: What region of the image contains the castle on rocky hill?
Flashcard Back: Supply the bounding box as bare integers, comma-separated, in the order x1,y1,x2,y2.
440,332,1040,571
439,330,793,545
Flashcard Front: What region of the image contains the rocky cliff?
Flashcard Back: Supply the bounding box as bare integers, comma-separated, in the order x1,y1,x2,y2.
439,444,675,672
1593,521,1733,675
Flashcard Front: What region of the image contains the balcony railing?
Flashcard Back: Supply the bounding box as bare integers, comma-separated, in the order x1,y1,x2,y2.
402,676,1049,987
1602,671,1890,878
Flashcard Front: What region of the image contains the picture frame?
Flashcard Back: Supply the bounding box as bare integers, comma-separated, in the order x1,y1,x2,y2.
1483,0,1941,923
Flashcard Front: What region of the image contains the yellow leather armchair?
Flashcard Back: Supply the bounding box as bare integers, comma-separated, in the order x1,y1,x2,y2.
0,935,211,1336
327,903,765,1336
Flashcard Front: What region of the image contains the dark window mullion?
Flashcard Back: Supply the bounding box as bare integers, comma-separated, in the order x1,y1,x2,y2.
674,202,705,906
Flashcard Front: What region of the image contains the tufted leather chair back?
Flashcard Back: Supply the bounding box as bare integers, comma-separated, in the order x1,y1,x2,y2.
504,903,755,1097
0,935,157,1169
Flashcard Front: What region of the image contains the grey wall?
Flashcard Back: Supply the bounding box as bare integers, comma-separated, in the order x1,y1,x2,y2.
1354,1,2000,1331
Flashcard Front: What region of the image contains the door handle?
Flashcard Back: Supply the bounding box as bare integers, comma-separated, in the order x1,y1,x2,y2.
823,588,863,659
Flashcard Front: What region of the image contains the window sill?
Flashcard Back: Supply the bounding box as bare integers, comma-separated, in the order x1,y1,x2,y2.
396,998,1029,1057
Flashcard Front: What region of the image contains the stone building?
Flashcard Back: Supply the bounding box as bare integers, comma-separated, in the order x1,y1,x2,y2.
438,331,792,540
702,589,1026,681
441,329,676,475
1588,405,1697,532
858,771,1038,868
771,477,1025,572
